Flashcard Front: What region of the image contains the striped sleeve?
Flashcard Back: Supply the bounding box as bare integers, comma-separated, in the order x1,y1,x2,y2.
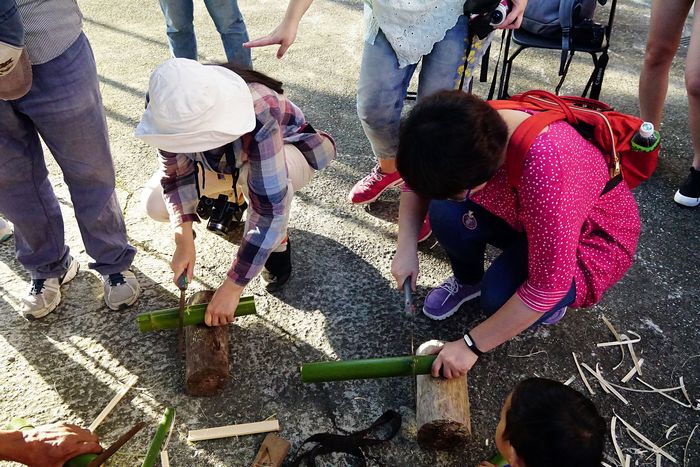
158,149,200,227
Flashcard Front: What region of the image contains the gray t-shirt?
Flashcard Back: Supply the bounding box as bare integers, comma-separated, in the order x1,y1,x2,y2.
16,0,83,64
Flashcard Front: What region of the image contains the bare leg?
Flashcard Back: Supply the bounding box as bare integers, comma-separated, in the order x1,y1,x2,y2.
638,0,693,126
684,2,700,169
379,158,397,174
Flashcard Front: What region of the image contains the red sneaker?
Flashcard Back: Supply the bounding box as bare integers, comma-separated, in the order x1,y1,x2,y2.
418,216,432,243
348,165,403,204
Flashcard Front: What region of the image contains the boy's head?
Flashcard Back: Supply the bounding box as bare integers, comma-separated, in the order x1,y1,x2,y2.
496,378,606,467
396,90,508,200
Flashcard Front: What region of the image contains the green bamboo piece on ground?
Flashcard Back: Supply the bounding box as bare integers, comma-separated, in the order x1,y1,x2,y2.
489,453,509,467
142,407,175,467
300,355,438,382
4,418,97,467
136,296,256,332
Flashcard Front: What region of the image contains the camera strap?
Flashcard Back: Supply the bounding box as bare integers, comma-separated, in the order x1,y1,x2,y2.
223,142,242,205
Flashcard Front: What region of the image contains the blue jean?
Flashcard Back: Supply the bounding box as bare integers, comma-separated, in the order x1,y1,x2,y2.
159,0,252,68
429,199,576,320
356,16,469,160
0,33,136,279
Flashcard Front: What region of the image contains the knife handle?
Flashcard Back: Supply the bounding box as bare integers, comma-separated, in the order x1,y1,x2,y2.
176,273,188,291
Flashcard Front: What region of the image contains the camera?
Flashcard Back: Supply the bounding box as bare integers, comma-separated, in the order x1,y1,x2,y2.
489,0,511,27
464,0,512,39
196,194,247,239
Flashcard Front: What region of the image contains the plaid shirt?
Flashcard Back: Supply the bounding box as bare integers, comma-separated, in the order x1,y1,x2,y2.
159,82,336,286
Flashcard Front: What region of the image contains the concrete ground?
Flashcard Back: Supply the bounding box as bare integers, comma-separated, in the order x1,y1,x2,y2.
1,0,698,465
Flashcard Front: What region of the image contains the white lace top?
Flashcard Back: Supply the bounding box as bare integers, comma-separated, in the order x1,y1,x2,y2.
364,0,466,68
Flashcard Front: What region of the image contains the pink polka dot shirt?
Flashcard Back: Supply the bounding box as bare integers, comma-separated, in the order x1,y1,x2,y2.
471,121,641,312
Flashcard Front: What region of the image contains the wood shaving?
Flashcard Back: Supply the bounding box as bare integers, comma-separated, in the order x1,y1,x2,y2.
572,352,595,395
621,332,643,377
597,337,641,348
666,424,678,439
563,375,576,386
684,424,698,467
601,315,626,369
624,454,631,467
637,378,693,409
644,436,688,461
621,358,644,383
678,377,699,409
611,416,626,467
507,350,548,358
614,412,677,463
581,362,629,405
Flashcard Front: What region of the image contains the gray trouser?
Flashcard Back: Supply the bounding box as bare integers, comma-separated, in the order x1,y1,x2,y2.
0,33,136,279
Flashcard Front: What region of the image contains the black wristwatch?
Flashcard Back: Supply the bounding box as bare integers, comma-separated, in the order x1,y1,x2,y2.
463,331,484,357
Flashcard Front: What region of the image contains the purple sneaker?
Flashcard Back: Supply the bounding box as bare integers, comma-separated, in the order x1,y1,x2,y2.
423,276,481,321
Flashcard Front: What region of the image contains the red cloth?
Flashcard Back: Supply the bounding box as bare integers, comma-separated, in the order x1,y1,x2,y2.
471,121,640,311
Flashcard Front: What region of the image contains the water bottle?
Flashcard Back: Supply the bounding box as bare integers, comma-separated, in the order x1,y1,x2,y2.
631,122,660,152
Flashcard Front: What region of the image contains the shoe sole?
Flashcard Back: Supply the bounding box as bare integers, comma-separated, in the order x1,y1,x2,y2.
263,271,291,292
349,178,405,205
674,190,700,207
422,291,481,321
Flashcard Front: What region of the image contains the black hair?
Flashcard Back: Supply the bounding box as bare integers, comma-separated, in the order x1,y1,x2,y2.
213,62,284,95
503,378,606,467
396,90,508,199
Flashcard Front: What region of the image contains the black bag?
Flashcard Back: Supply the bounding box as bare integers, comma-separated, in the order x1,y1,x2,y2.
520,0,607,75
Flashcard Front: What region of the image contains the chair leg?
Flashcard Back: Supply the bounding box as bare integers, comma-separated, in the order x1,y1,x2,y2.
497,30,513,99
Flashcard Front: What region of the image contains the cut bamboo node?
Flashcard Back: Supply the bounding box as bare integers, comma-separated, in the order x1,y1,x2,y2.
415,340,471,450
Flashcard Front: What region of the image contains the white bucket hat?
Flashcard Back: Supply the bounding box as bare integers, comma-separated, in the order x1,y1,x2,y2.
135,58,255,153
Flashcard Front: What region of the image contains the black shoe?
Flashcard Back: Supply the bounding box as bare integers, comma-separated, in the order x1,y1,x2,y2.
262,239,292,292
674,166,700,207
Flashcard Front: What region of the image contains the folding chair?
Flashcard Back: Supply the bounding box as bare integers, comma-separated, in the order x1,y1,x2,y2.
495,0,617,100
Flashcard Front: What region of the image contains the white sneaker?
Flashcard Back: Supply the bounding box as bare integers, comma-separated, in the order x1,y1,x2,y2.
102,270,140,310
0,218,12,243
21,258,80,319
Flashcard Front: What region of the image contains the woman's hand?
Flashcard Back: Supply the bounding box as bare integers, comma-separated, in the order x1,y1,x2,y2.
431,338,479,379
244,19,299,59
498,0,528,30
205,279,245,326
7,423,102,467
172,222,195,284
391,246,419,291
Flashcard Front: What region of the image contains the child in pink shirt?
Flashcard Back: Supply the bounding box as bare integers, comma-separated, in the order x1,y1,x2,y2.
391,90,640,379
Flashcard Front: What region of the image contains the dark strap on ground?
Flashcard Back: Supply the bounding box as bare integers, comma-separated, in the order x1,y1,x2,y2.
290,410,402,467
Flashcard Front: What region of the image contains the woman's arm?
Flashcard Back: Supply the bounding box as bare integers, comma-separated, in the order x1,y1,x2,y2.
243,0,315,58
158,150,199,284
391,191,429,291
432,293,542,379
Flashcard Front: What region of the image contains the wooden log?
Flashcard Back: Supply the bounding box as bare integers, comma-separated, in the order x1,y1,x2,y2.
185,290,230,396
251,433,290,467
415,340,471,450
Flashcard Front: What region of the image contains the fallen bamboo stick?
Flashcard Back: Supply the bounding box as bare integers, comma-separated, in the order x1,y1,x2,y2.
300,355,438,383
142,407,175,467
136,297,256,332
89,375,138,432
188,419,280,442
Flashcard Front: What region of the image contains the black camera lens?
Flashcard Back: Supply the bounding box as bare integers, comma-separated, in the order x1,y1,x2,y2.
196,196,216,219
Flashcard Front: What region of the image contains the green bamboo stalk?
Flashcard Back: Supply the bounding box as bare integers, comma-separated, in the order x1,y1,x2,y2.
4,418,97,467
489,453,509,467
300,355,438,382
136,296,256,332
141,407,175,467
